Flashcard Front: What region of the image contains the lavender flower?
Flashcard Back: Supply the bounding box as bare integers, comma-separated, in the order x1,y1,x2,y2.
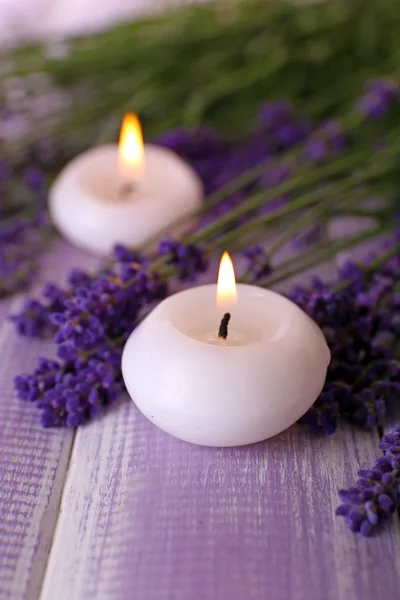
13,248,168,426
298,383,344,435
112,243,145,265
380,430,400,468
303,120,346,163
276,121,311,149
243,246,271,280
336,427,400,536
10,279,70,338
51,263,166,361
24,168,44,191
357,79,399,118
10,299,50,337
8,93,400,442
158,238,209,281
293,241,400,433
15,354,123,427
157,127,223,160
292,221,324,250
258,101,293,131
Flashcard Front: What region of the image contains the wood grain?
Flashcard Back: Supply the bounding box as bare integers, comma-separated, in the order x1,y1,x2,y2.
40,397,400,600
0,241,98,600
1,234,399,600
39,244,400,600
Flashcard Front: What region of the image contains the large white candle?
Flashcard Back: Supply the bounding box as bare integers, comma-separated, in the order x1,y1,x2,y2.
49,114,203,255
122,253,330,447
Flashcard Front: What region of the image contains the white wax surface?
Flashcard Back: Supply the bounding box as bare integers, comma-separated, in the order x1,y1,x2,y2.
122,284,331,447
49,144,203,255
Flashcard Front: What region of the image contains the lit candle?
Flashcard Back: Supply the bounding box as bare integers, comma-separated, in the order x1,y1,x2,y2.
122,252,330,447
49,114,203,255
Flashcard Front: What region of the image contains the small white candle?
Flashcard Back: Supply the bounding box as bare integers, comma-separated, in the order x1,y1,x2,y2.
49,114,203,255
122,253,330,447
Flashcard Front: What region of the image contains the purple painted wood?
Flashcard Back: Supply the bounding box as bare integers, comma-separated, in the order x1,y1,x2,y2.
0,240,98,599
1,231,399,600
0,299,12,325
41,398,400,600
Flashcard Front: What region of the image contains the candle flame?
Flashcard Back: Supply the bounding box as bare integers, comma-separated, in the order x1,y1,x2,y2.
119,113,144,178
217,251,237,309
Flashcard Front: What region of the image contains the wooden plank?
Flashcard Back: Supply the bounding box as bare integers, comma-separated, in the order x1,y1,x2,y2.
40,396,400,600
0,299,12,326
0,240,98,600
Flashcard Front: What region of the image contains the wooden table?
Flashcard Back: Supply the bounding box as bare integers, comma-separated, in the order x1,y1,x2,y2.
1,240,399,600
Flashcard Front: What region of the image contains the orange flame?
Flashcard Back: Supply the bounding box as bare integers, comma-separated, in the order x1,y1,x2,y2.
217,251,237,309
119,113,144,178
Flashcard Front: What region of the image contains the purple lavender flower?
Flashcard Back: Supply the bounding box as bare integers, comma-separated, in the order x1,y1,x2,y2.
336,428,400,536
357,79,399,118
112,244,145,265
157,127,223,160
379,429,400,469
10,99,400,438
10,281,67,338
9,299,50,337
15,354,123,427
24,168,44,191
243,246,271,280
303,120,346,163
15,358,60,402
320,120,347,153
66,269,92,288
276,121,311,149
293,241,400,432
251,101,310,171
159,238,209,281
304,138,327,162
292,221,324,250
298,383,344,435
258,101,293,131
13,252,169,427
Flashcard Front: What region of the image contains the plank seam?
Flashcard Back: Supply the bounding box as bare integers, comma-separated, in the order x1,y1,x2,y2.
35,431,78,600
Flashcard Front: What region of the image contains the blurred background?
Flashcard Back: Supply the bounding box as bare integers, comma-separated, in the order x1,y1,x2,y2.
0,0,204,44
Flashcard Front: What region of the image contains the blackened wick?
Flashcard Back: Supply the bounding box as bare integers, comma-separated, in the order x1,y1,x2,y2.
218,313,231,340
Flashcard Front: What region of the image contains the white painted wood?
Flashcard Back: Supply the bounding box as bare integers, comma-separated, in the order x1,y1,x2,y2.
39,399,136,600
39,394,400,600
0,241,99,600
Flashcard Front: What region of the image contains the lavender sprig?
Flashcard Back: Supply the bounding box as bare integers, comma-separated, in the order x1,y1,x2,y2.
9,81,400,435
3,80,400,302
13,246,167,426
295,240,400,434
336,428,400,536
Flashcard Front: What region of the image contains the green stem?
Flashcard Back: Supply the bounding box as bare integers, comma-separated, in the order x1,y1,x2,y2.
147,137,398,273
211,175,363,251
253,227,384,288
141,133,392,254
186,136,400,247
363,242,400,274
239,200,334,281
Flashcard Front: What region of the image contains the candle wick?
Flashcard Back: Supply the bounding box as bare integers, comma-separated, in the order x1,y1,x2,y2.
218,313,231,340
119,181,136,198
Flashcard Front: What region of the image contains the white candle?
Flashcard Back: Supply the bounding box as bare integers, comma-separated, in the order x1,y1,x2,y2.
49,114,203,255
122,253,330,447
